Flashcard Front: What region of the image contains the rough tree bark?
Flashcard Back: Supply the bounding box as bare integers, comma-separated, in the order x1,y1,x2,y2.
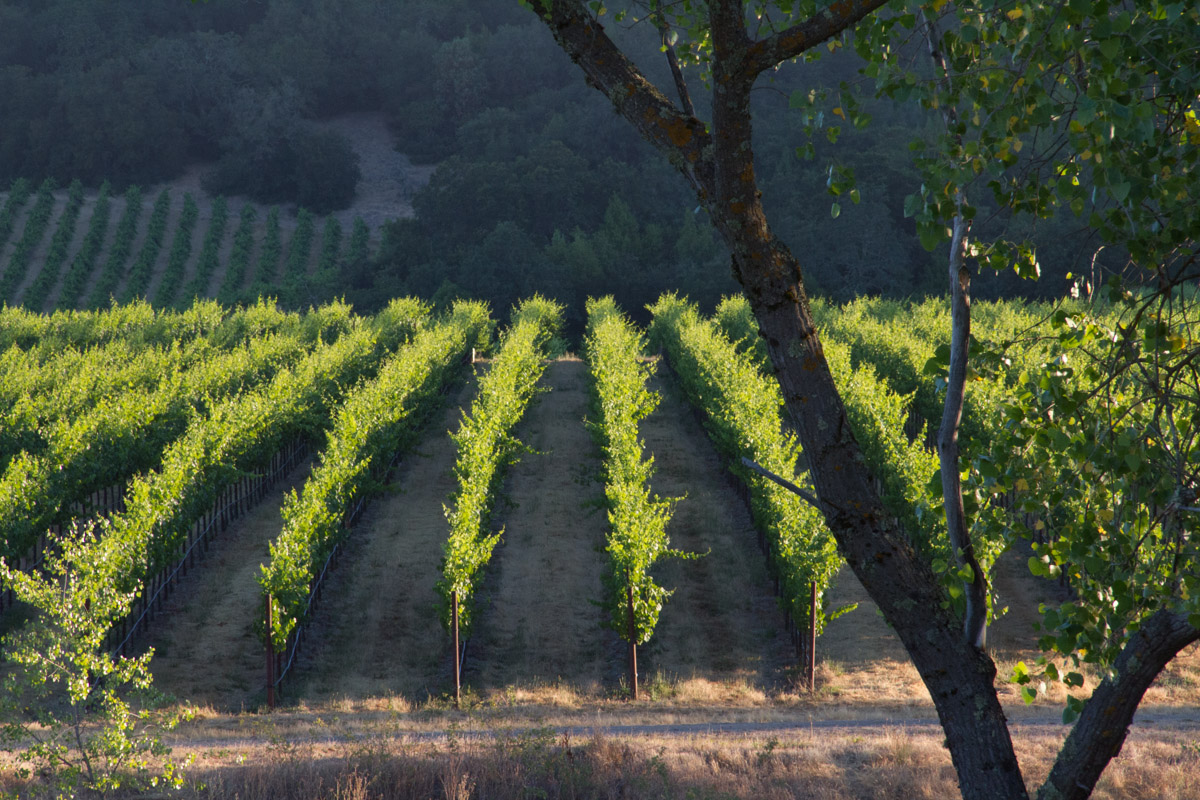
530,2,1198,798
1038,609,1200,800
534,2,1026,798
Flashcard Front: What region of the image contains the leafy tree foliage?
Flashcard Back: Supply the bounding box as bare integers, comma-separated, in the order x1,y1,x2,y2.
1,532,188,799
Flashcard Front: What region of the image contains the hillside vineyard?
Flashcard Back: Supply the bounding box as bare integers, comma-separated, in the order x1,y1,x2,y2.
0,180,374,314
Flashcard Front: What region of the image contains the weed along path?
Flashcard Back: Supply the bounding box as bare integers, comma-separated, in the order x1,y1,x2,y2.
467,358,613,695
638,369,796,694
147,457,316,710
293,377,480,703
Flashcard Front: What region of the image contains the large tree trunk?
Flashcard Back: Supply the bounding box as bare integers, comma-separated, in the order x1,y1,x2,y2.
703,9,1024,793
733,229,1027,800
537,2,1031,795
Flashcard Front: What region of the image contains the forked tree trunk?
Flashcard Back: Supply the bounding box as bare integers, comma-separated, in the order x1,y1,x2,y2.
537,3,1027,796
705,5,1026,791
719,177,1029,800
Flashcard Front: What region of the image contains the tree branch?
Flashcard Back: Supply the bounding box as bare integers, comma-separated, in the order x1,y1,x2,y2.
920,8,989,652
739,456,822,509
1037,609,1200,800
745,0,894,78
538,0,713,198
653,13,696,117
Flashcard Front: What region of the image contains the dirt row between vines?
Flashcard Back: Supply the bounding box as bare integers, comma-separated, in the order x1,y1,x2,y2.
147,353,1200,726
294,357,806,706
146,456,317,709
149,357,814,711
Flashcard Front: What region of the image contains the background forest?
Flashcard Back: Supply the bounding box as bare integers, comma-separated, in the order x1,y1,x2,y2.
0,0,1100,329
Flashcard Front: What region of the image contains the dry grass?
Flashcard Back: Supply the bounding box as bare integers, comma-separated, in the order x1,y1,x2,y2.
8,720,1200,800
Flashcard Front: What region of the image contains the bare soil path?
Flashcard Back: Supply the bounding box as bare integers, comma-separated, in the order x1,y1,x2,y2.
147,457,315,711
292,377,480,703
638,369,797,694
467,358,613,694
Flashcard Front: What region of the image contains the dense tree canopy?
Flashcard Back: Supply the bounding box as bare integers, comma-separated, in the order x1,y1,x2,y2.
5,0,1128,325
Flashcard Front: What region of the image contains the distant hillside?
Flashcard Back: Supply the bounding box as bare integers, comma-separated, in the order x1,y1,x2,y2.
0,114,434,314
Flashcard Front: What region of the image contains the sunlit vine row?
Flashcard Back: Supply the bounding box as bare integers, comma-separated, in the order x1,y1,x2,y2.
262,299,488,648
437,296,563,635
0,332,310,564
585,296,683,649
57,305,431,634
647,294,843,629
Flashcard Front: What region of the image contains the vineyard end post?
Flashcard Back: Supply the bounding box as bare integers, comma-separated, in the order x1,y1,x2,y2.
808,581,817,693
265,594,275,710
626,579,638,701
452,591,461,709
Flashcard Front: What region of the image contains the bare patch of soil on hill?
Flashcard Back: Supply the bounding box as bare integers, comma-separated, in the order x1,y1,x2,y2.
314,112,435,230
147,112,431,254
